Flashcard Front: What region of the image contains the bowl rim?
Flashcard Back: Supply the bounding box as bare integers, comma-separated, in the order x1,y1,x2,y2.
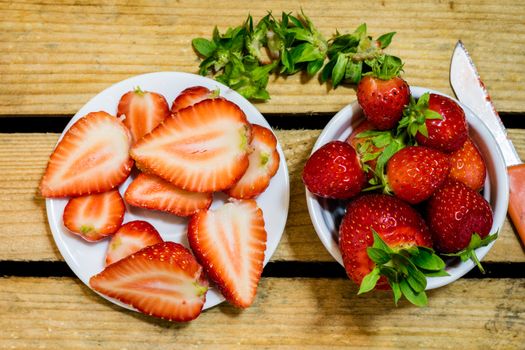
305,86,510,290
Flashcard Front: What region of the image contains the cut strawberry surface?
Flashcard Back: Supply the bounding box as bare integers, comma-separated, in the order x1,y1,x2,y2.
188,200,267,308
40,111,133,198
130,98,252,193
63,190,125,242
226,124,280,199
171,86,218,114
124,173,213,216
117,87,170,143
448,137,486,191
90,242,209,322
105,220,164,266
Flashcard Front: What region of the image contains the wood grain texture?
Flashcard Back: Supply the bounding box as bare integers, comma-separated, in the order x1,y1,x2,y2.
1,0,524,115
0,277,523,349
1,131,524,262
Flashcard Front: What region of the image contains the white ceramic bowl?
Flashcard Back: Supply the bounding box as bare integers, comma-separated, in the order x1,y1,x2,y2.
306,86,509,290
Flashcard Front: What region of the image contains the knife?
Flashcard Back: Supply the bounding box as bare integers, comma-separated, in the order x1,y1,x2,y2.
450,40,525,245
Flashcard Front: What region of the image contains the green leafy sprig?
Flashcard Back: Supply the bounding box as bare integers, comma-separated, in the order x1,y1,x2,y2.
443,232,498,273
359,230,449,307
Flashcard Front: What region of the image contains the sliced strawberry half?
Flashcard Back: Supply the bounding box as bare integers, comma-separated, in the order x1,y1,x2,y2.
40,111,133,198
130,98,252,193
90,242,209,322
63,190,126,242
117,87,170,143
124,173,213,216
226,124,280,199
105,220,164,266
171,86,218,114
188,200,267,308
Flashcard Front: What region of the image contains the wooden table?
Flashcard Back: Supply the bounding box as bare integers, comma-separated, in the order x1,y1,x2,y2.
1,1,524,348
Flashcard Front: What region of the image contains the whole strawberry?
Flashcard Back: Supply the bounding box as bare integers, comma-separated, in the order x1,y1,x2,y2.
400,93,468,153
303,141,365,199
386,146,450,204
339,193,446,306
448,137,486,191
357,72,410,130
426,179,496,272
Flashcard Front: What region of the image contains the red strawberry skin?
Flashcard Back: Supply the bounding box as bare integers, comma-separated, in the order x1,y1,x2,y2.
117,89,170,143
339,194,433,287
105,220,164,266
171,86,215,114
426,179,493,253
357,76,410,130
448,137,486,191
124,173,212,216
40,111,133,198
90,242,209,322
386,146,450,204
187,200,267,308
225,124,280,199
302,141,365,199
415,94,468,153
63,190,126,242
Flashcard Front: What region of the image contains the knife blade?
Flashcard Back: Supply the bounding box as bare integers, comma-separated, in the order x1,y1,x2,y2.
450,40,525,245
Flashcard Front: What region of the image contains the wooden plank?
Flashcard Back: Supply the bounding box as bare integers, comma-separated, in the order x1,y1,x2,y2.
1,131,524,262
1,0,524,115
0,277,523,349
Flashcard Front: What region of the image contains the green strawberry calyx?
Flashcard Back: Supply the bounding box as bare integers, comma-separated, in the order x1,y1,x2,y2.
442,232,498,274
397,92,443,142
358,230,449,307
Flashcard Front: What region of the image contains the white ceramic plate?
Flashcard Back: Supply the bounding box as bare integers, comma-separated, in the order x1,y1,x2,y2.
306,86,509,290
46,72,290,311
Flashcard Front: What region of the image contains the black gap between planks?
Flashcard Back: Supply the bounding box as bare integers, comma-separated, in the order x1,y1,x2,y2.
1,260,524,279
1,112,525,133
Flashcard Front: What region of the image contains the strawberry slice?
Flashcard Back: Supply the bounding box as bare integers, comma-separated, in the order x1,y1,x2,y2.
124,173,213,216
130,98,252,193
117,87,170,143
63,190,126,242
188,200,267,308
40,111,133,198
226,124,280,199
171,86,218,114
105,220,164,266
90,242,209,322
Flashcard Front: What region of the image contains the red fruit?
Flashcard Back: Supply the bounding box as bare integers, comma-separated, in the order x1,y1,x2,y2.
415,94,468,153
63,190,126,242
347,120,382,174
117,87,170,143
339,194,433,289
40,111,133,198
226,124,280,199
171,86,218,114
426,179,493,254
105,220,164,266
90,242,209,322
356,75,410,130
302,141,366,199
124,173,213,216
188,200,267,308
448,137,486,191
130,98,252,193
386,146,450,204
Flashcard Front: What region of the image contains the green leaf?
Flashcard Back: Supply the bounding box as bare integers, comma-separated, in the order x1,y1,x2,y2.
443,233,498,273
331,53,349,87
399,279,428,307
320,58,336,82
406,263,427,293
422,269,450,277
367,247,391,265
358,267,380,294
371,229,393,253
423,109,443,120
376,32,396,49
291,43,322,63
192,38,217,57
389,280,402,305
411,248,446,271
345,60,363,84
307,59,324,75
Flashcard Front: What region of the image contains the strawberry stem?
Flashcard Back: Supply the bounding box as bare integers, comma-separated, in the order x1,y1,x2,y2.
134,86,145,96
